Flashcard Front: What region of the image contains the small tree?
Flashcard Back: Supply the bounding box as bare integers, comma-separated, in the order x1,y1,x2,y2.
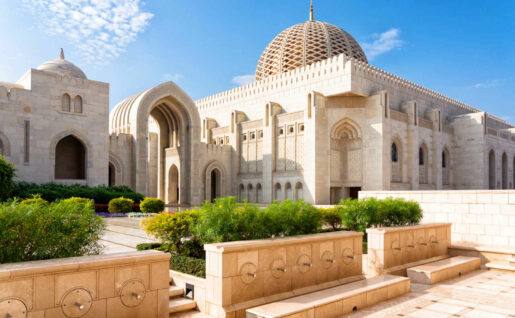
140,197,165,213
108,197,133,213
0,156,15,202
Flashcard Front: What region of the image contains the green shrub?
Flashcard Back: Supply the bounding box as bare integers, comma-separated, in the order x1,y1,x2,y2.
20,195,49,206
142,209,201,254
0,156,15,202
108,197,134,213
61,197,94,209
0,199,106,263
336,197,422,234
136,242,163,251
140,197,165,213
170,254,206,278
319,207,342,231
9,182,144,204
264,199,321,237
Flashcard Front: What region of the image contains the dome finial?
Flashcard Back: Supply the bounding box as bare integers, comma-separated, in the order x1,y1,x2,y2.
59,48,65,60
309,0,314,21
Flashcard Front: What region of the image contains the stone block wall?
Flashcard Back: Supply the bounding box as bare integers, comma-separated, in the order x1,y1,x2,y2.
360,190,515,248
203,231,363,318
0,251,170,318
366,223,451,275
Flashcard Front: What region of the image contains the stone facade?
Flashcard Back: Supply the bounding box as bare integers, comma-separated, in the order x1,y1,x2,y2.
2,17,515,206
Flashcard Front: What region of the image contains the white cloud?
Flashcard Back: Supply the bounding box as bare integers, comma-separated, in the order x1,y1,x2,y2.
22,0,153,64
163,73,183,82
362,28,403,60
232,74,255,86
473,79,504,89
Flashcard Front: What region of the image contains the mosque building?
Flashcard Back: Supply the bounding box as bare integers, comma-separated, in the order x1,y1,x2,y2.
1,6,514,205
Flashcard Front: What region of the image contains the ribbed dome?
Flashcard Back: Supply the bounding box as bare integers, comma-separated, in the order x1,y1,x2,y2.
255,20,367,81
37,49,87,79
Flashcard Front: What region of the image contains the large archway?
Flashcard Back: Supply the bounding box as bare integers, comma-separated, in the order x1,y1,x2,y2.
55,135,86,180
109,82,202,205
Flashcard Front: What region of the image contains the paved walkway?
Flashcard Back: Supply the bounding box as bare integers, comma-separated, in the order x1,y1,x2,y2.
99,217,159,254
345,269,515,317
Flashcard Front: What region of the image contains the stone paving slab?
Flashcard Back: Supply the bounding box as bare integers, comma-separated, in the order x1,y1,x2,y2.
342,269,515,317
100,218,160,254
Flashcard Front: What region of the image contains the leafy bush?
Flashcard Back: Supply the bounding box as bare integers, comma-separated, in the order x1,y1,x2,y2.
265,199,322,237
20,195,49,206
136,242,163,251
170,254,206,278
336,197,422,234
319,207,342,231
61,197,94,209
142,209,201,254
140,197,165,213
0,199,105,263
0,156,15,202
108,197,133,213
9,182,144,204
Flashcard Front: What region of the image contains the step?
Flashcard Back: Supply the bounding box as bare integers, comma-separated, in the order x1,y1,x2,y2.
246,275,410,318
170,310,210,317
486,260,515,272
169,285,184,298
407,256,480,285
169,298,197,314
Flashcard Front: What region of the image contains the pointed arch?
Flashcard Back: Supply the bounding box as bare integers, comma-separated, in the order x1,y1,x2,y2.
488,149,496,189
202,160,226,202
0,130,10,157
330,117,362,140
391,136,403,183
442,146,450,186
109,152,125,186
50,129,92,182
62,93,71,112
502,152,508,189
418,142,429,184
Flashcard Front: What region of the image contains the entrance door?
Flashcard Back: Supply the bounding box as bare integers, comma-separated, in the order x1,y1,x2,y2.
349,187,361,199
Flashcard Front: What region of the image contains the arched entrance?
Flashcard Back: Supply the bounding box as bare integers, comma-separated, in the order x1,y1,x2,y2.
168,165,179,203
329,118,362,203
55,135,86,180
210,169,221,202
109,82,202,205
108,163,115,186
203,161,225,202
502,152,508,189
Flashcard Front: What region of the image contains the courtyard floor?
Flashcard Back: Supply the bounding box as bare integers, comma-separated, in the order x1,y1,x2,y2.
100,217,158,254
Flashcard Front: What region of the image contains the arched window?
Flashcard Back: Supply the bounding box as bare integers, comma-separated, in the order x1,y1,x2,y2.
274,183,282,201
285,182,292,200
391,143,398,162
256,183,263,203
295,182,303,200
502,153,508,189
74,95,83,113
488,150,496,189
55,135,85,180
108,163,115,186
0,139,3,156
62,93,71,112
239,184,245,202
419,147,424,166
247,184,254,202
442,148,450,185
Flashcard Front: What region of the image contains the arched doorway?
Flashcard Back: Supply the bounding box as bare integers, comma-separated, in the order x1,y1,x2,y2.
489,150,496,189
210,169,221,202
418,143,429,185
109,82,202,205
256,183,263,203
247,184,254,202
55,135,85,180
502,152,508,189
295,182,303,200
285,182,293,200
274,183,282,201
168,165,179,204
108,163,115,186
442,147,450,186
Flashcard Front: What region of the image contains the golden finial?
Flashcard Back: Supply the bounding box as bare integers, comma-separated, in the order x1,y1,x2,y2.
310,0,314,21
59,48,65,60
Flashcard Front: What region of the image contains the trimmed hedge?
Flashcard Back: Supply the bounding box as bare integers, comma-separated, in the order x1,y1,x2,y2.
108,197,134,213
0,199,106,263
9,182,144,204
170,254,206,278
140,197,165,213
0,156,15,202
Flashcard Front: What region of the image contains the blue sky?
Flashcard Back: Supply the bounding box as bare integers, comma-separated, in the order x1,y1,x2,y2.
0,0,514,122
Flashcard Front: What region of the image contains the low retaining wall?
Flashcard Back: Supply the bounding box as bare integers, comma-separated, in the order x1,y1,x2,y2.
204,231,364,318
360,190,515,249
366,223,451,275
0,251,171,318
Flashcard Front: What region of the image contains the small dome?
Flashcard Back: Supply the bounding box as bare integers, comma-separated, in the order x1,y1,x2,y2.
255,20,367,81
37,49,87,79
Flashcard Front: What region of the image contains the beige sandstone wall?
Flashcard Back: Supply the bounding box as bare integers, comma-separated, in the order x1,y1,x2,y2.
360,190,515,248
0,251,170,318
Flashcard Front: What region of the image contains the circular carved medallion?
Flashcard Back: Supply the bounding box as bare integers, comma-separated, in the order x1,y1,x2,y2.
320,251,335,269
239,262,257,284
391,239,401,255
0,298,27,318
120,280,146,307
270,258,287,279
297,254,312,273
61,288,92,318
342,247,355,265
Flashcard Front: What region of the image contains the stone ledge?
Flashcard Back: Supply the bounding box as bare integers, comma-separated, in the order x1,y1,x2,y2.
366,223,451,234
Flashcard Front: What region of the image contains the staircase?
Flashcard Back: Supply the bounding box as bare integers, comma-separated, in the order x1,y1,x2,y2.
168,277,199,317
485,254,515,272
